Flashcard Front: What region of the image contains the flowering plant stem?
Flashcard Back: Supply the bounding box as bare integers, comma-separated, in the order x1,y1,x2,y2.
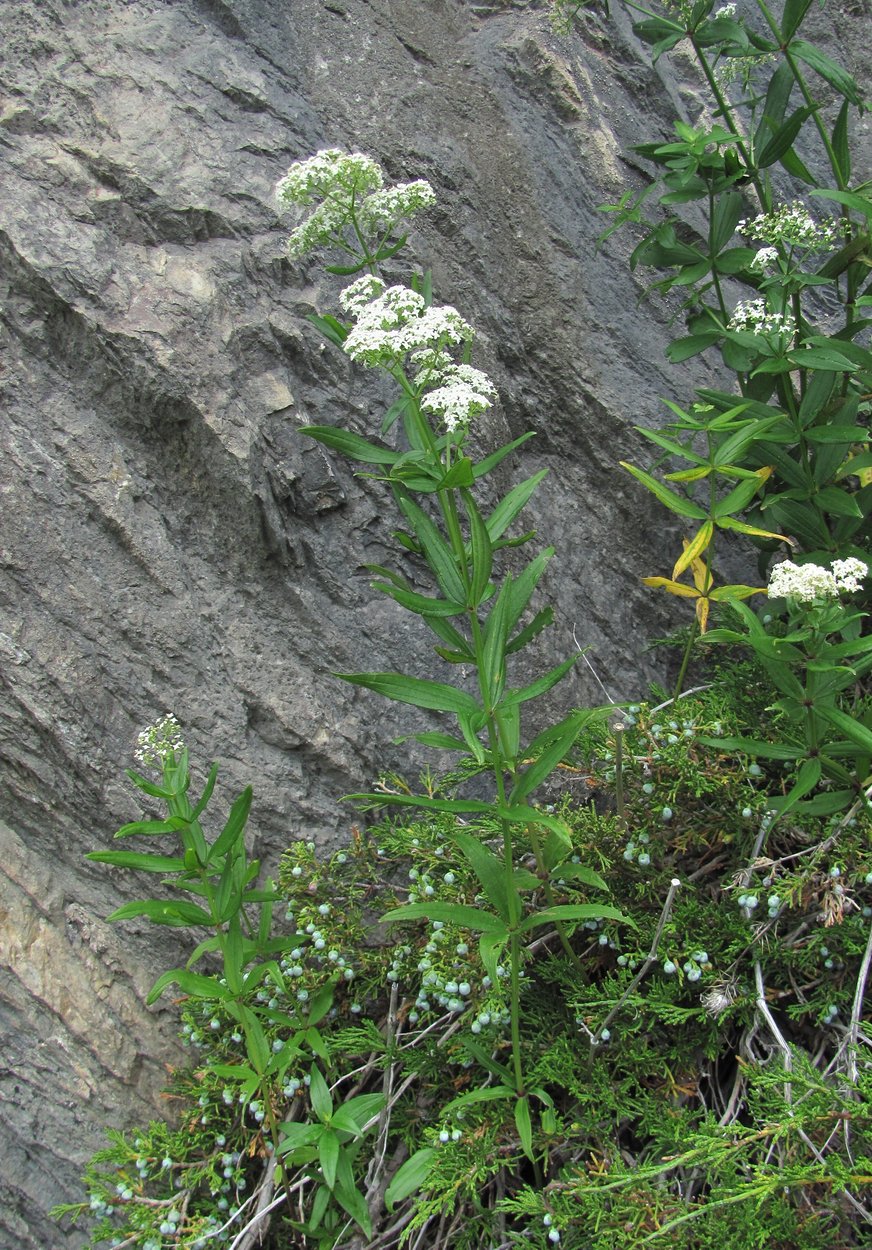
276,151,631,1135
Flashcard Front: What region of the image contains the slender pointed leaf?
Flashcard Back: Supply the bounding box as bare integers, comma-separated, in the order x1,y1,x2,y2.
86,851,188,873
621,463,707,518
337,672,479,716
385,1148,436,1211
146,967,223,1006
301,426,398,465
382,901,508,935
520,903,629,934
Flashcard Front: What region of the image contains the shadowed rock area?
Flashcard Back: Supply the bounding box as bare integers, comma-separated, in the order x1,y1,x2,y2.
1,0,869,1243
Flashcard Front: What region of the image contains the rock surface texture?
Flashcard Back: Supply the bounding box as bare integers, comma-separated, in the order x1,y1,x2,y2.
1,0,869,1243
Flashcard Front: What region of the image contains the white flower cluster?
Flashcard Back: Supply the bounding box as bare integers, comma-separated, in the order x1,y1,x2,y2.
275,149,435,259
748,246,779,274
134,714,185,769
339,287,497,432
714,3,737,17
739,202,844,252
728,297,792,337
357,181,436,232
767,557,868,602
831,557,869,593
419,359,497,432
342,282,474,368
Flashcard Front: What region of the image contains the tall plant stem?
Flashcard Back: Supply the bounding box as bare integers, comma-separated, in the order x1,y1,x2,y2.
674,618,700,701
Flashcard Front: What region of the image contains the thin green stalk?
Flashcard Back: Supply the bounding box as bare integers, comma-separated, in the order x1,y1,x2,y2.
673,617,700,701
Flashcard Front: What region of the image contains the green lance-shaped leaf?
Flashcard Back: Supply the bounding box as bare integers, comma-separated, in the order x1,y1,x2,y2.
503,651,581,709
208,785,253,864
318,1131,340,1190
712,469,771,519
767,757,823,816
553,862,609,891
382,900,509,935
831,100,851,185
479,930,508,985
146,966,226,1006
791,40,864,107
665,333,721,363
473,431,537,479
308,313,349,346
519,903,630,934
306,1065,332,1125
113,816,189,839
506,606,553,656
190,762,219,820
396,494,467,604
452,831,513,923
505,548,555,637
620,462,708,519
124,769,178,800
86,851,188,873
463,491,494,607
458,710,488,763
780,0,815,41
331,1092,385,1136
301,425,399,466
435,457,476,490
757,104,818,170
486,470,548,542
697,733,805,761
515,1096,534,1160
337,671,480,717
480,575,512,704
372,581,466,617
333,1180,372,1238
710,190,743,254
509,709,593,805
637,426,708,466
385,1148,437,1211
442,1084,515,1117
815,704,872,755
107,899,213,927
223,914,244,994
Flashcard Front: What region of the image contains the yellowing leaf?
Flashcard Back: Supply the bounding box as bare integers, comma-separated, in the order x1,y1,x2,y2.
672,523,714,581
641,576,701,598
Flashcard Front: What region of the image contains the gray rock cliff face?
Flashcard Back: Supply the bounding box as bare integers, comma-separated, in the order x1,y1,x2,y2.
1,0,868,1243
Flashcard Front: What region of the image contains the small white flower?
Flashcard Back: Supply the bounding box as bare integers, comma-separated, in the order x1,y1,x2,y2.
728,297,792,338
748,246,779,274
343,284,474,369
714,3,736,17
134,714,184,768
339,275,385,316
831,557,868,593
739,202,844,252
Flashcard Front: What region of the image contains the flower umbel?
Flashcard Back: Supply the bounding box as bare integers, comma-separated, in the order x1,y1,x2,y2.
134,715,185,770
275,149,434,261
767,557,868,602
342,283,475,370
739,202,845,253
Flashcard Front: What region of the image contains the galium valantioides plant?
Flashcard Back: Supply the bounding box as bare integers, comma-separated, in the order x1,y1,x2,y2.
558,0,871,599
276,146,630,1155
553,0,871,819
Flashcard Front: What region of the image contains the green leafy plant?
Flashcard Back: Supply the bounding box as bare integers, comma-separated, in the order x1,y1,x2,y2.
59,12,872,1243
275,147,632,1134
577,0,871,613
